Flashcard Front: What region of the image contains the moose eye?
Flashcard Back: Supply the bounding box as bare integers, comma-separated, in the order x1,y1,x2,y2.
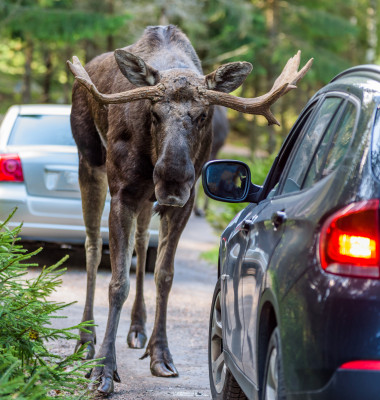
198,112,207,123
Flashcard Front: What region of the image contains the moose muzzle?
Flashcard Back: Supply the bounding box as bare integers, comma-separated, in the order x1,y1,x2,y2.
153,147,195,207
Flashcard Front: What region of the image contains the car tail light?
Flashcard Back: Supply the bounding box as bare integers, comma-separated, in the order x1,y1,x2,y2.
0,154,24,182
340,360,380,370
319,199,380,278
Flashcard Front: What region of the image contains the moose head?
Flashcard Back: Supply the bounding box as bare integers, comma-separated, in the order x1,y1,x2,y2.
68,50,312,208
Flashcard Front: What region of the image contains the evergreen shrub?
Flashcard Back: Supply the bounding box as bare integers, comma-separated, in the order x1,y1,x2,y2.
0,210,97,400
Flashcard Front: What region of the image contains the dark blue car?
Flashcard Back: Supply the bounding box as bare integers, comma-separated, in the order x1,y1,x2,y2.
203,65,380,400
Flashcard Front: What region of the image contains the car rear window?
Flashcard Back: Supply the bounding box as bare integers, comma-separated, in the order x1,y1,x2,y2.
8,115,76,146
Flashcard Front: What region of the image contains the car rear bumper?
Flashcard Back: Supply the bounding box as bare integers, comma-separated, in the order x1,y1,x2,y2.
0,183,159,246
280,262,380,394
289,368,380,400
0,183,106,244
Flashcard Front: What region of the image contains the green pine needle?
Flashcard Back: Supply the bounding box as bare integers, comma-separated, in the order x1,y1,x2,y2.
0,212,98,399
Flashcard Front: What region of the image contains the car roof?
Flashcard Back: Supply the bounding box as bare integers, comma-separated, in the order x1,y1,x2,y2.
330,64,380,83
13,104,71,116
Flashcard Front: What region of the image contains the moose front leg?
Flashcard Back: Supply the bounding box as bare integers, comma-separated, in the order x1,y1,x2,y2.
127,201,153,349
75,159,107,359
90,196,137,394
142,195,194,377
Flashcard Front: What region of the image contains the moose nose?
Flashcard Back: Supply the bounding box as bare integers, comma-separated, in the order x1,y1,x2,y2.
153,160,195,186
153,159,195,207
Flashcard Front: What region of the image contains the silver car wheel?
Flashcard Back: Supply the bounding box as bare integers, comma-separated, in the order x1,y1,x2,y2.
210,290,226,393
264,347,278,400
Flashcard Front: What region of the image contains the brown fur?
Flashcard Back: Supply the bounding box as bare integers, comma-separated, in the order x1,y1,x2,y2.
70,25,251,394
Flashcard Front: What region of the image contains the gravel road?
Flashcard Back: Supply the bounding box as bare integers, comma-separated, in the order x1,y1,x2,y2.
26,215,219,400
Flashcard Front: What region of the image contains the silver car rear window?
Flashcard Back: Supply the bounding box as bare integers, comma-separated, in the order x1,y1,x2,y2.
8,115,76,146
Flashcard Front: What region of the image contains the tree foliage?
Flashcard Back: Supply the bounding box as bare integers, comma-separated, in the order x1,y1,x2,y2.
0,210,97,399
0,0,379,153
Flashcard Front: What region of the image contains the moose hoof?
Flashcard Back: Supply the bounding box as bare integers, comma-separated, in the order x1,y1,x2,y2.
89,369,120,394
89,375,114,395
127,329,147,349
151,360,179,377
75,340,96,360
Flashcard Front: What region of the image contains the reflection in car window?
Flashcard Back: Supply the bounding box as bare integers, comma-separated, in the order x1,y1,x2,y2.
371,108,380,180
263,103,317,200
8,115,75,146
304,102,356,188
281,97,342,195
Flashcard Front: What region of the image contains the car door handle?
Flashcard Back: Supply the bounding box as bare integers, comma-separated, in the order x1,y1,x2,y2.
271,211,287,229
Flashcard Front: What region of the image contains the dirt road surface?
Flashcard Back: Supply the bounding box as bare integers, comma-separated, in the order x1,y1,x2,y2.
27,215,219,400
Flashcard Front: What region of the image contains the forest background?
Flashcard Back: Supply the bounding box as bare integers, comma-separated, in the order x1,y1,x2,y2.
0,0,379,157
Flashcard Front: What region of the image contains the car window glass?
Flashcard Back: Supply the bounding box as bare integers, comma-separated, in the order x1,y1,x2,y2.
264,103,318,199
371,108,380,180
303,102,356,188
319,102,356,178
302,109,341,188
8,115,76,146
281,97,342,195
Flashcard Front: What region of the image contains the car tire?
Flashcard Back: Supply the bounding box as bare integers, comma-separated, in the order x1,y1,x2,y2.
209,278,247,400
145,246,157,273
261,327,286,400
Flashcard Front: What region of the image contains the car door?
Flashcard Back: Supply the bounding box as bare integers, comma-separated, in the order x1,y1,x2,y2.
240,94,353,384
223,203,266,373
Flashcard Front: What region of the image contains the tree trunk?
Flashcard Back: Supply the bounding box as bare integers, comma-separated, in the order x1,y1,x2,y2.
22,39,34,104
64,47,73,104
265,0,279,154
159,6,169,25
42,49,53,103
106,0,115,51
366,0,377,63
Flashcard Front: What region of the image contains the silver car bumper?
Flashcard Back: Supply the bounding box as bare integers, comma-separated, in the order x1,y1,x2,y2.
0,182,159,246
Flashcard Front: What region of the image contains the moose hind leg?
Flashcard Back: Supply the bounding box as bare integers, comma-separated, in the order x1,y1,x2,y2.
75,158,107,359
127,201,152,349
142,197,193,377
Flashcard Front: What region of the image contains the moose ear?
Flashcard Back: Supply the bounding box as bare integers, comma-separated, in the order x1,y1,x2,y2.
114,49,160,87
205,62,253,93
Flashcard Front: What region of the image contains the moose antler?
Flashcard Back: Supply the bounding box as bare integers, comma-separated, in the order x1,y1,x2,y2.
67,56,165,104
199,51,313,126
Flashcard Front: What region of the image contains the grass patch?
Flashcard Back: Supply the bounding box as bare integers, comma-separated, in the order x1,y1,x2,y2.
200,246,219,266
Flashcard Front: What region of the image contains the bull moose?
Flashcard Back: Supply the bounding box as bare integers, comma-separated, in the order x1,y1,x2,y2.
67,25,312,394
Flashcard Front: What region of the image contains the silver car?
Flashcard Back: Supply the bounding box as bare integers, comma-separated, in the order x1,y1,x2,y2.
0,104,159,271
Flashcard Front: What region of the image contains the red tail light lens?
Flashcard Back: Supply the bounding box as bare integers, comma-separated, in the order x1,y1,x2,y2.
319,200,380,278
0,154,24,182
340,360,380,370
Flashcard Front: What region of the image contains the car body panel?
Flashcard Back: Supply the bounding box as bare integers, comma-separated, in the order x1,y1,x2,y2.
208,65,380,400
239,199,284,383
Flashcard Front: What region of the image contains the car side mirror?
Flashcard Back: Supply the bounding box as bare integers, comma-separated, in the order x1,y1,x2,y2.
202,160,262,203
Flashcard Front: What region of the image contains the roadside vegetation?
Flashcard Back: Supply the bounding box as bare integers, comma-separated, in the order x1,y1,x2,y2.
0,211,96,399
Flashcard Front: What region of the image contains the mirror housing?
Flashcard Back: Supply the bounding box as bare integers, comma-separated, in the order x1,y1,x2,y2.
201,160,262,203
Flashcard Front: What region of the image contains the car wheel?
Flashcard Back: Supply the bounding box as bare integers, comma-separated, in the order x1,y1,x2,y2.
261,327,286,400
209,279,247,400
145,246,157,273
